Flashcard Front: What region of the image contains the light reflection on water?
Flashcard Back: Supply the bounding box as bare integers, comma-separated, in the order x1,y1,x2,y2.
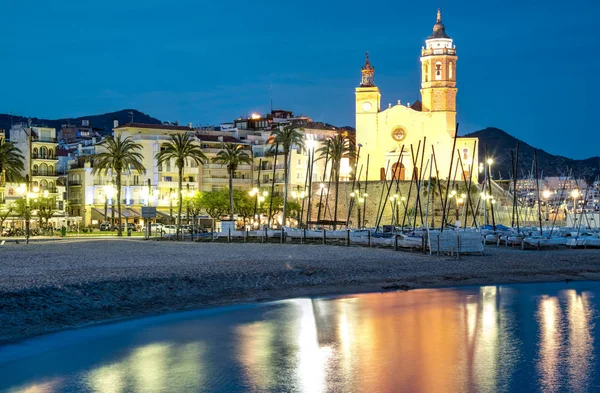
1,282,599,393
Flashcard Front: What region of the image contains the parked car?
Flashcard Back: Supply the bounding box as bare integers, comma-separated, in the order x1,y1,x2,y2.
113,223,137,231
99,222,112,231
162,225,178,234
145,223,164,235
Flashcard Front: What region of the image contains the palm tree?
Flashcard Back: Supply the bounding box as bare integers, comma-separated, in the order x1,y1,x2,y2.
317,132,353,229
93,135,145,236
156,133,207,237
212,143,252,220
0,139,25,184
269,125,304,227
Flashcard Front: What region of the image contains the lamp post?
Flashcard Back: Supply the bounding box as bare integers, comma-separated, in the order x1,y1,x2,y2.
103,184,115,227
487,158,494,181
25,183,40,244
542,190,551,221
571,189,579,215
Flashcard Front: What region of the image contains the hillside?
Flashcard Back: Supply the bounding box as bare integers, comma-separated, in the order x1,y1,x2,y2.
464,127,600,180
0,109,162,138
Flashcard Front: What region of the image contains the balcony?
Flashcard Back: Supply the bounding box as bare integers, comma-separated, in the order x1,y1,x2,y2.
32,171,58,177
32,155,58,161
158,180,198,189
68,180,82,186
202,163,252,171
32,137,57,144
204,178,252,184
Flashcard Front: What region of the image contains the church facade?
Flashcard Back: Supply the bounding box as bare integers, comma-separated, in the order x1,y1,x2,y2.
355,10,478,182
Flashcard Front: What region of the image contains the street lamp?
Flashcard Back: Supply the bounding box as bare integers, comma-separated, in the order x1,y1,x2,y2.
487,158,494,180
103,184,115,227
542,189,551,221
169,188,176,226
571,189,579,214
23,183,40,244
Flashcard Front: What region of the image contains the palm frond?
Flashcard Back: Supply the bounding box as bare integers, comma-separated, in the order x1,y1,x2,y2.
269,125,305,155
92,134,146,175
0,140,26,182
212,143,252,172
156,132,207,169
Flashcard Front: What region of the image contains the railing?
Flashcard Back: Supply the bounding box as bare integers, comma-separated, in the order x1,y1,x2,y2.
33,171,57,177
68,180,82,186
204,178,252,184
33,137,57,143
32,155,58,160
202,163,252,170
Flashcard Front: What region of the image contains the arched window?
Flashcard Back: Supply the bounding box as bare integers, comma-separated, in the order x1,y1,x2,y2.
40,147,48,159
33,165,39,175
40,163,48,176
435,62,442,80
48,165,54,175
449,62,453,79
423,63,429,83
32,148,38,159
48,149,54,159
392,162,405,180
462,148,469,161
40,180,48,191
49,181,55,192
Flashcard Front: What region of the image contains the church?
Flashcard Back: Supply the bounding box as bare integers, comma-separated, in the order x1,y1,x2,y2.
355,10,478,182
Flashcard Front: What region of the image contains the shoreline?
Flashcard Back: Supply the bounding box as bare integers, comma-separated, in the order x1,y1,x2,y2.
2,240,600,344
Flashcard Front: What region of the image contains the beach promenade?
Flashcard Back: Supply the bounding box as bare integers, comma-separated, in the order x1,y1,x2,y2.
2,238,600,343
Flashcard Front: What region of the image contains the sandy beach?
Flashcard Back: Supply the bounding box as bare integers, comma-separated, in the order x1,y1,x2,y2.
1,238,600,344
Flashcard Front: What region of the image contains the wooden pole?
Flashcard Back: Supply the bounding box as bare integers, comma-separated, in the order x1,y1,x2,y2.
440,123,459,232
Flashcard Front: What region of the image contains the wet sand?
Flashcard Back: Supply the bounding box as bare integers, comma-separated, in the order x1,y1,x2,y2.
2,238,600,344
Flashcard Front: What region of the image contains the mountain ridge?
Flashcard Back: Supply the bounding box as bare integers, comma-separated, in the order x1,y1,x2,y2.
0,109,162,138
463,127,599,180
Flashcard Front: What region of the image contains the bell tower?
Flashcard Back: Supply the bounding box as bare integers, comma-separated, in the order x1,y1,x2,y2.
420,10,457,134
355,53,381,175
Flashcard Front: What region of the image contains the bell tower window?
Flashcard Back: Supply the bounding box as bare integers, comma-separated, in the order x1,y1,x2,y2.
424,63,429,82
449,62,453,79
435,62,442,80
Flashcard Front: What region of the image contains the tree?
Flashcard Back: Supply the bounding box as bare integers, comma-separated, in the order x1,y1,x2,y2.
212,143,252,220
93,135,145,236
202,190,230,219
33,196,57,229
0,139,25,183
233,190,255,226
262,195,284,223
184,191,204,225
317,132,353,229
156,133,207,237
0,203,14,236
269,125,305,228
14,198,27,220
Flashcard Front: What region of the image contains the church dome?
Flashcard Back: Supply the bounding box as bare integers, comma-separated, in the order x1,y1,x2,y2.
429,9,451,39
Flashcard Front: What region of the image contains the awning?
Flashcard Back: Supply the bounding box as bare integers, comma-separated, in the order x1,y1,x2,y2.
91,207,140,219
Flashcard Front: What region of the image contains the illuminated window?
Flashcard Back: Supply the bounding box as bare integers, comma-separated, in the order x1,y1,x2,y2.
449,62,453,79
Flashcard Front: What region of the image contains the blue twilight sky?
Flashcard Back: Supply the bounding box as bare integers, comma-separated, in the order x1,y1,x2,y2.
0,0,597,159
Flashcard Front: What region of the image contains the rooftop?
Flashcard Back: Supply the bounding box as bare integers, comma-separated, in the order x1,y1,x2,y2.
114,123,194,131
